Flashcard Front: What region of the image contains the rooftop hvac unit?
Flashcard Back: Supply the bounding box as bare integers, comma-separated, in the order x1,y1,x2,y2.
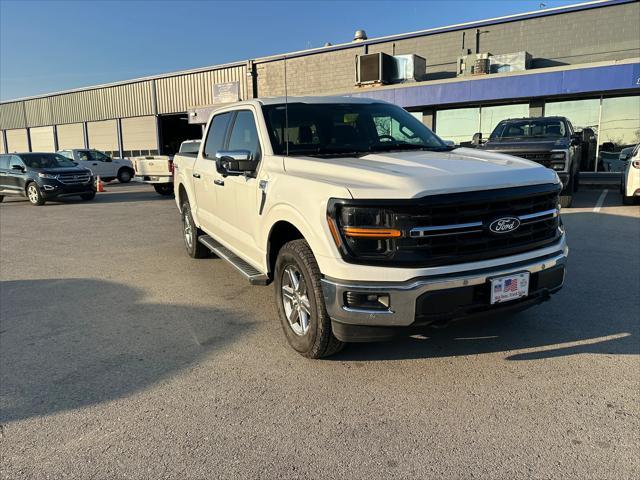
357,52,395,84
391,54,427,82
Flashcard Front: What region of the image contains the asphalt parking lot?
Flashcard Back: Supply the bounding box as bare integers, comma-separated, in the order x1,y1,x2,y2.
1,182,638,479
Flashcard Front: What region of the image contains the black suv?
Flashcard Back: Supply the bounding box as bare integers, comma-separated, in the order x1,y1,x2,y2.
0,152,96,206
477,116,589,207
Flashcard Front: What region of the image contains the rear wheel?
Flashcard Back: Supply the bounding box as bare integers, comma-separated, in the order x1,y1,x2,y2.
117,168,132,183
154,183,174,196
26,183,45,206
622,194,635,205
181,201,209,258
274,239,344,358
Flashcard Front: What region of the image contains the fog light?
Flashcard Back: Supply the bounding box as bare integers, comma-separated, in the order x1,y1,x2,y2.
344,291,390,311
42,185,56,191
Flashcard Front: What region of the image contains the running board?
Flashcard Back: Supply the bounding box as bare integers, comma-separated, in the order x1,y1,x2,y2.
198,235,270,286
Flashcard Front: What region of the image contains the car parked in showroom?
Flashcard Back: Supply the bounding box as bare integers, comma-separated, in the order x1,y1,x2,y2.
0,152,95,205
173,96,568,358
476,116,585,207
620,144,640,205
58,149,135,183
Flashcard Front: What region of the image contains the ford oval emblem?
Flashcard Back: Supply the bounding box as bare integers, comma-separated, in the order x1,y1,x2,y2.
489,217,520,234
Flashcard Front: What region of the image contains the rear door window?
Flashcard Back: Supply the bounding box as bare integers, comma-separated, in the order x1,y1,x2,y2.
203,112,233,159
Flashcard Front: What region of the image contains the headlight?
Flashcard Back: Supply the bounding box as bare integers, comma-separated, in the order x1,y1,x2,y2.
550,151,567,171
328,205,401,257
38,173,58,179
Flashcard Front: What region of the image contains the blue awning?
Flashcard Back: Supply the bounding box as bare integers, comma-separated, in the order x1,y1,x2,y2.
351,62,640,108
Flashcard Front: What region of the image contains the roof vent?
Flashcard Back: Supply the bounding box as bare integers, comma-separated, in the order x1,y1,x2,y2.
324,42,333,47
353,30,368,42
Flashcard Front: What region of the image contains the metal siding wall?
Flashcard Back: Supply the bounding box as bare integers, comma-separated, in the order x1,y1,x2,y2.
0,131,5,153
156,66,247,114
25,97,53,127
29,126,56,151
56,123,85,150
87,119,118,151
5,129,29,152
100,81,155,119
51,90,103,124
121,115,157,150
0,102,26,130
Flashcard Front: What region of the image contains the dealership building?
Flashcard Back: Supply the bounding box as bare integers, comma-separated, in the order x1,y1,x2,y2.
1,0,639,175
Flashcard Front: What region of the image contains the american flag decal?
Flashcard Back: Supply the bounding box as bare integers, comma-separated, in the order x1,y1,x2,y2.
504,278,518,292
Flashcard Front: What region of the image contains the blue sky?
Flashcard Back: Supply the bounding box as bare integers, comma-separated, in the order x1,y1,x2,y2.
0,0,578,101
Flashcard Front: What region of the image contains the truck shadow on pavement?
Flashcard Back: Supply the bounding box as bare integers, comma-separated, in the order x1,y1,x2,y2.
0,278,255,423
332,210,639,362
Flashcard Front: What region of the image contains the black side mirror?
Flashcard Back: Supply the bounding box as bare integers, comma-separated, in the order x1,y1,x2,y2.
215,150,258,176
471,132,483,146
11,164,24,172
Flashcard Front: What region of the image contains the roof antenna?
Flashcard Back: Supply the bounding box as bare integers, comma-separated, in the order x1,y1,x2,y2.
284,55,289,157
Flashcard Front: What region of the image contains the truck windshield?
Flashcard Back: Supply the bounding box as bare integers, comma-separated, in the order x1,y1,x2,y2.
262,102,449,156
19,153,77,169
490,119,566,140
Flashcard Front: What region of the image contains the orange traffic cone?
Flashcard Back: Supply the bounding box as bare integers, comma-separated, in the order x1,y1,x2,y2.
96,176,106,193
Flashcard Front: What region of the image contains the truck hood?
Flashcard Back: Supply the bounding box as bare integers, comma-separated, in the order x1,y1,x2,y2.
283,147,559,199
483,138,570,152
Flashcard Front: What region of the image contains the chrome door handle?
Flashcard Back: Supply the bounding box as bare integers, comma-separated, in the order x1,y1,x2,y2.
214,178,224,186
193,172,201,178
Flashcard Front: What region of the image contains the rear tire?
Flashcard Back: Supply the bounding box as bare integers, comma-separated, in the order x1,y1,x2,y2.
181,201,209,258
26,183,45,206
117,168,133,183
622,194,635,205
274,239,344,359
154,183,174,196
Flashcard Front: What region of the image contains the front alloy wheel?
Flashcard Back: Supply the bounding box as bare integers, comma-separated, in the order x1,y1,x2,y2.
27,183,45,206
274,239,344,358
281,265,312,336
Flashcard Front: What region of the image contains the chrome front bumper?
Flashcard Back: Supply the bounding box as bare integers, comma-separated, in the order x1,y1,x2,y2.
321,247,567,327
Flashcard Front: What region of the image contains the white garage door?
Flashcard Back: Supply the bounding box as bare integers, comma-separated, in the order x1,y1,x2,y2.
57,123,85,150
87,119,118,155
29,126,56,152
0,131,5,154
121,115,157,156
5,129,29,153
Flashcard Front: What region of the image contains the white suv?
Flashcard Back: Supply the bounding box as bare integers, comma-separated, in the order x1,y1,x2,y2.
58,149,135,183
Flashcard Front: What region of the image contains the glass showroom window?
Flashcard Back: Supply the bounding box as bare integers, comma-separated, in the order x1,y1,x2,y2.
597,96,640,173
480,104,529,138
435,107,480,145
545,98,600,172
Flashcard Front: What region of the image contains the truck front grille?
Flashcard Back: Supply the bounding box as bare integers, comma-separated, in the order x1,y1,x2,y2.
394,185,561,267
58,172,92,185
513,152,553,167
338,184,562,268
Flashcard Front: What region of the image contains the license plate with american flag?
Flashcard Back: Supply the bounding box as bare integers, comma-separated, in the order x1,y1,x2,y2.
490,272,530,304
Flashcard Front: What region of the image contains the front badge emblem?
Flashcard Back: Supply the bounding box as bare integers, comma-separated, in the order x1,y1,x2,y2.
489,217,520,234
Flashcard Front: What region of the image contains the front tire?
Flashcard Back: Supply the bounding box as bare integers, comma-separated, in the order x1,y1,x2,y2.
274,239,344,359
154,183,174,196
26,183,45,206
81,191,96,201
117,168,133,183
181,201,209,258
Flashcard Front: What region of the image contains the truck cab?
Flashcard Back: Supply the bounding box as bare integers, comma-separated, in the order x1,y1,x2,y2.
173,97,567,358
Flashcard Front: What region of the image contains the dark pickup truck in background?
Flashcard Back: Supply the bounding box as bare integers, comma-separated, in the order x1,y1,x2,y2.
474,116,592,207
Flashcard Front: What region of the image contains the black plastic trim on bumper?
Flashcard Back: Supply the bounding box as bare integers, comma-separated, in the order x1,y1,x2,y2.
331,286,560,343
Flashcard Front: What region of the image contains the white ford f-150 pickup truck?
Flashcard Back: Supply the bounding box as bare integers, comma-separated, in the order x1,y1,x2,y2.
174,96,568,358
